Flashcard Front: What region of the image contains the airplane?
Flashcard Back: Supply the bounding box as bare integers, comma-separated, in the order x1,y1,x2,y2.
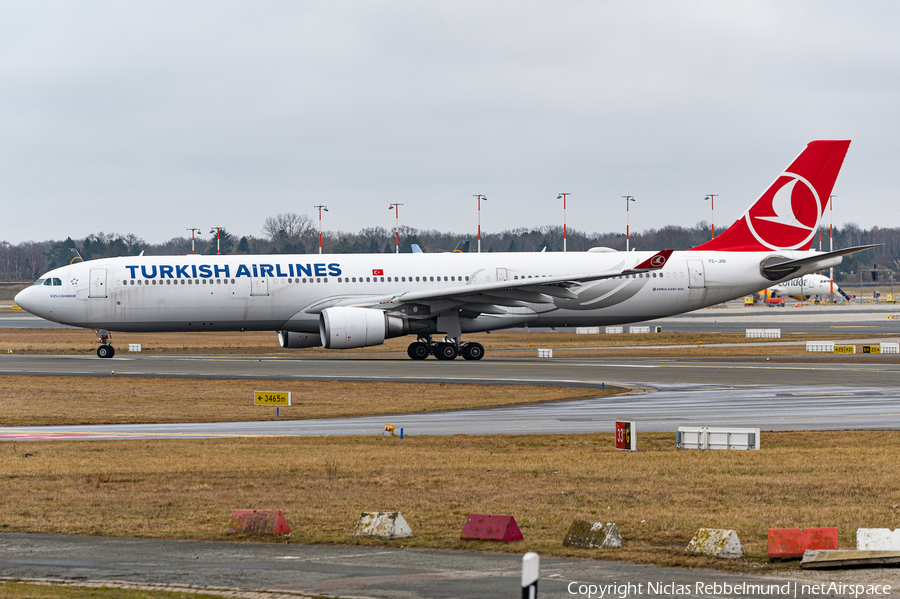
15,140,877,361
767,274,850,302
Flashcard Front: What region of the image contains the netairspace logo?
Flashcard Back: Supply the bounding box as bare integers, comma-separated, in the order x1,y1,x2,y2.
566,580,892,598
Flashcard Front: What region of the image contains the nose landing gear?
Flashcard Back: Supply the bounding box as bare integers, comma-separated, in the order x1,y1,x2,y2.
406,336,484,361
96,329,115,358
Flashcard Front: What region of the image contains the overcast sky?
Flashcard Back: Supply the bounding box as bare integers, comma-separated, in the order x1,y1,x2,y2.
1,1,897,245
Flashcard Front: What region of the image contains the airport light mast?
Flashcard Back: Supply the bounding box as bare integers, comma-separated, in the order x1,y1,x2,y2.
705,194,717,239
313,205,329,254
209,227,224,255
830,194,836,295
186,228,202,255
557,192,571,252
388,203,403,253
623,196,635,251
474,194,487,253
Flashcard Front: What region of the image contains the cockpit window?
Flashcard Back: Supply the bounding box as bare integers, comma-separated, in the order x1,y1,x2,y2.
52,278,62,286
43,279,52,286
33,279,45,286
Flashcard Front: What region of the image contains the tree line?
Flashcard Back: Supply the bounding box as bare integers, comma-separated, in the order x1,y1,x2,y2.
0,212,894,284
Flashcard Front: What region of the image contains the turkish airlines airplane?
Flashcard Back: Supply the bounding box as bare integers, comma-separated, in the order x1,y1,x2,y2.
768,274,850,302
15,140,875,360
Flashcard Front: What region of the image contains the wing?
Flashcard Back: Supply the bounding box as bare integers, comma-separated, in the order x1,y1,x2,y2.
303,249,674,316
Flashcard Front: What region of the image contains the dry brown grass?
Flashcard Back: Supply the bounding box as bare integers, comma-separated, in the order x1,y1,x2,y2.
0,582,203,599
1,327,895,359
2,431,898,573
0,376,612,427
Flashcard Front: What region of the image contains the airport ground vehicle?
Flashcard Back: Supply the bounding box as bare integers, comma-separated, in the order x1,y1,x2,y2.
766,297,785,307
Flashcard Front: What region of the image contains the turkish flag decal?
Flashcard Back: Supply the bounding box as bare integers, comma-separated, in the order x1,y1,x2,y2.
372,269,384,276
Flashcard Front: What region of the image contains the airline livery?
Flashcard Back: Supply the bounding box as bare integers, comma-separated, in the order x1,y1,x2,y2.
768,274,850,302
15,140,875,360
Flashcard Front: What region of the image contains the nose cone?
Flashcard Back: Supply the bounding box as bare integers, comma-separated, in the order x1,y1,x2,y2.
14,287,31,312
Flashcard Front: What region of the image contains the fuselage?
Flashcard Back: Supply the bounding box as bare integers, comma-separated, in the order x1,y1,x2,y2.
768,274,844,300
15,248,833,337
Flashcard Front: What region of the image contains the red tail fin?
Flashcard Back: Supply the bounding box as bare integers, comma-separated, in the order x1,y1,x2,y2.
690,140,850,252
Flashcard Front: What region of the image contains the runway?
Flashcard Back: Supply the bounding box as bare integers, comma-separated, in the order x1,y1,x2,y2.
2,353,900,440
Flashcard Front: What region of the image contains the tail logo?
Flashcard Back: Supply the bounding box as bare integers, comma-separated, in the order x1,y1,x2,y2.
746,172,822,250
650,255,667,267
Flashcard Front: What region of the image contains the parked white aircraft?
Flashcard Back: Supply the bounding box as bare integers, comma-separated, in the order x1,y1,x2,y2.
768,274,850,301
16,140,876,360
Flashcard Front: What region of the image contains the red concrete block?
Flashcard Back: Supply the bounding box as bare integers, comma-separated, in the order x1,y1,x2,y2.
768,527,838,558
460,514,523,542
227,510,291,536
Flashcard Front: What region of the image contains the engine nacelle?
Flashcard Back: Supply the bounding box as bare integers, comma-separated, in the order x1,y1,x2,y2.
277,330,322,348
319,307,409,349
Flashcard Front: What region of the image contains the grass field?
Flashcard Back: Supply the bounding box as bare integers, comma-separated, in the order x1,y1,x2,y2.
2,327,898,359
2,431,899,574
0,582,210,599
0,376,614,426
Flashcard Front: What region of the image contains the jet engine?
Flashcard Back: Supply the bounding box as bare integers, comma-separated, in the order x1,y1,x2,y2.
277,331,322,348
319,307,409,349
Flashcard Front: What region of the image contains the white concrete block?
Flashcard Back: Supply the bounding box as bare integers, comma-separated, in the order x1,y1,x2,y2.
881,343,899,354
353,511,413,540
576,327,600,334
563,520,623,549
128,343,142,352
605,326,624,334
629,326,650,334
687,528,744,558
537,348,553,358
857,528,900,550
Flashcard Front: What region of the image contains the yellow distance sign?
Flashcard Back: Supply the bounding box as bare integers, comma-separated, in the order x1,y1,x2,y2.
833,345,856,354
254,391,291,406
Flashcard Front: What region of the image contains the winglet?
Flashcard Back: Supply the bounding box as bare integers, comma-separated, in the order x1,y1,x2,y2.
630,249,674,271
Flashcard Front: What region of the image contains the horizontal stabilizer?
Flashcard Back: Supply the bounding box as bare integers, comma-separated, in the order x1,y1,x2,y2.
760,244,879,281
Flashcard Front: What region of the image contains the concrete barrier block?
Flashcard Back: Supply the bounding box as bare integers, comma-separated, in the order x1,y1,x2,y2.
461,514,524,542
562,520,622,549
605,326,623,334
768,528,838,558
686,528,743,558
353,511,413,539
537,348,553,358
226,509,290,535
857,528,900,550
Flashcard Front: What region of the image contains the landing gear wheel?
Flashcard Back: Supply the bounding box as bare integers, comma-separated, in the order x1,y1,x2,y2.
461,342,484,361
407,342,430,360
97,345,115,359
435,343,458,361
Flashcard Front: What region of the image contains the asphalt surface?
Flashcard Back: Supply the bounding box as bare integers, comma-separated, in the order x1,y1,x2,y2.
0,533,845,599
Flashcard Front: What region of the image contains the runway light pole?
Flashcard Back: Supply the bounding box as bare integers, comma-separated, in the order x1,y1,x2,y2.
474,194,487,253
705,194,717,239
557,192,571,252
829,194,836,295
388,203,403,253
187,228,202,255
313,205,329,254
623,196,635,251
209,227,224,255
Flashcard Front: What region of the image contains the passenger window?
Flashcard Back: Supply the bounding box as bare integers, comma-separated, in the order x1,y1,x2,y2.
415,277,420,282
367,277,371,282
465,276,469,281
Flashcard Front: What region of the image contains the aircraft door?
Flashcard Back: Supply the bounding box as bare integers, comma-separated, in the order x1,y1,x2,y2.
251,276,269,296
496,268,508,282
89,268,107,298
686,259,706,289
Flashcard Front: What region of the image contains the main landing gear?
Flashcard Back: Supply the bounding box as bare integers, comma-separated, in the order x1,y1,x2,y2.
406,336,484,361
96,329,115,359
